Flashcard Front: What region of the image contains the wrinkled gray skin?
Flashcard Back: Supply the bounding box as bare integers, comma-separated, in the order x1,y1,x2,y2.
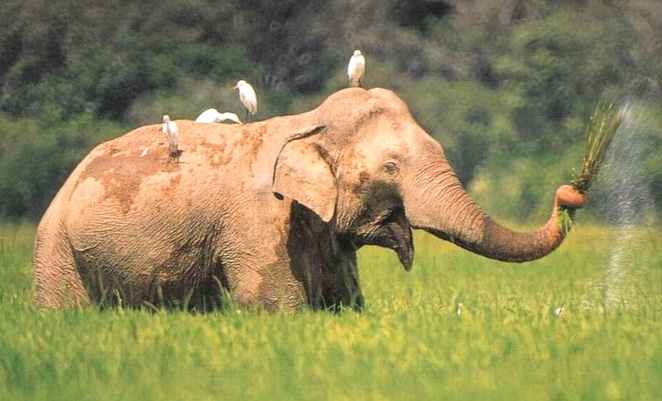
32,88,585,311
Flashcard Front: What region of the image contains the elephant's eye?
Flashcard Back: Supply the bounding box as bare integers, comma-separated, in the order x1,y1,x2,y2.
383,161,399,175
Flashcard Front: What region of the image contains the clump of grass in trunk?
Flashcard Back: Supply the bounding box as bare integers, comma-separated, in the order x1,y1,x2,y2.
560,99,627,234
571,100,626,193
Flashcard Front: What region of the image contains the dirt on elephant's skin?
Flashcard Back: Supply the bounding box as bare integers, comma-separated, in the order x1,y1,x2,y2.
162,174,182,197
199,141,231,167
246,126,266,163
79,133,181,214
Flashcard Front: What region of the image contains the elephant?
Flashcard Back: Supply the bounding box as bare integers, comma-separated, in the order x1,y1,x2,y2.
32,88,586,311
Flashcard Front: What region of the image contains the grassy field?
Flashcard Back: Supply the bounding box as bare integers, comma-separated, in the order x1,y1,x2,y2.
0,222,661,401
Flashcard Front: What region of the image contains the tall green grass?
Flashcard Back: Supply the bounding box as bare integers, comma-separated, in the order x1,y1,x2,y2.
0,223,661,401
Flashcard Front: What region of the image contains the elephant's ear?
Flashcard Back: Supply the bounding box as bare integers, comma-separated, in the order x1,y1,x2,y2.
273,128,337,222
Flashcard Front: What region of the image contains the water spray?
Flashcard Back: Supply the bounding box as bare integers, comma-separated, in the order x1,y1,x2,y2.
567,99,656,310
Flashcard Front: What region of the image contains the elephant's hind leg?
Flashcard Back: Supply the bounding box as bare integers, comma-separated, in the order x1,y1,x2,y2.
32,224,90,309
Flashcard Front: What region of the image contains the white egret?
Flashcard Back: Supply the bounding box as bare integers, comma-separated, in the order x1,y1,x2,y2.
456,302,463,318
161,115,179,160
216,112,242,125
195,108,243,124
347,49,366,88
233,80,257,121
553,305,564,318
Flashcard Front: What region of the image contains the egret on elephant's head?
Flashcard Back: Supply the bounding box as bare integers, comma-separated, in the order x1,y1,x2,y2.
347,49,365,88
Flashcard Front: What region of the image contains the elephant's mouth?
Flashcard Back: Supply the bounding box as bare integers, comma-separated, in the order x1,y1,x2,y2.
355,207,414,271
386,215,415,271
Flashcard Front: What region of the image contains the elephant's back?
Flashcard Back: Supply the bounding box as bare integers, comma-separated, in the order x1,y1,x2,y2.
58,121,267,228
74,121,261,199
79,120,259,174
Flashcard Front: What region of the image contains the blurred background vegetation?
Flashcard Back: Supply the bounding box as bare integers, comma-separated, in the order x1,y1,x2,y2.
0,0,660,221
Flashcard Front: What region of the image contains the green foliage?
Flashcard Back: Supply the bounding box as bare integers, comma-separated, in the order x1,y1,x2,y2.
1,224,662,400
0,112,124,217
402,78,516,184
558,207,574,236
0,0,661,219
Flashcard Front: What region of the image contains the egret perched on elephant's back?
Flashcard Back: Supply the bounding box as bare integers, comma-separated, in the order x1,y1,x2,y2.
233,80,257,121
161,115,179,160
195,108,243,124
347,50,366,87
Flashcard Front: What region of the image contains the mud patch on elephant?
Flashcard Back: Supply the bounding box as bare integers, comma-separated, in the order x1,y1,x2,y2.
162,174,182,197
350,171,371,196
244,126,266,163
200,141,232,167
80,144,180,213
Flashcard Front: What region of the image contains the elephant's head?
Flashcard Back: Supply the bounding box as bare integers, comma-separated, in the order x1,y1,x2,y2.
273,88,586,270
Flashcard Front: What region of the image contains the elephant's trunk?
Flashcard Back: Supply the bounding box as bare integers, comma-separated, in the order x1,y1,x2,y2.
403,158,586,262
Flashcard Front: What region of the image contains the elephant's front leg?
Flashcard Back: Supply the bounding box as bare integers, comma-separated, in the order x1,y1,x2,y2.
285,204,364,311
335,251,364,311
255,260,308,311
315,250,363,312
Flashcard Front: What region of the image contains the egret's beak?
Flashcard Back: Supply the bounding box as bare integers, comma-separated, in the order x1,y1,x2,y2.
232,84,238,90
